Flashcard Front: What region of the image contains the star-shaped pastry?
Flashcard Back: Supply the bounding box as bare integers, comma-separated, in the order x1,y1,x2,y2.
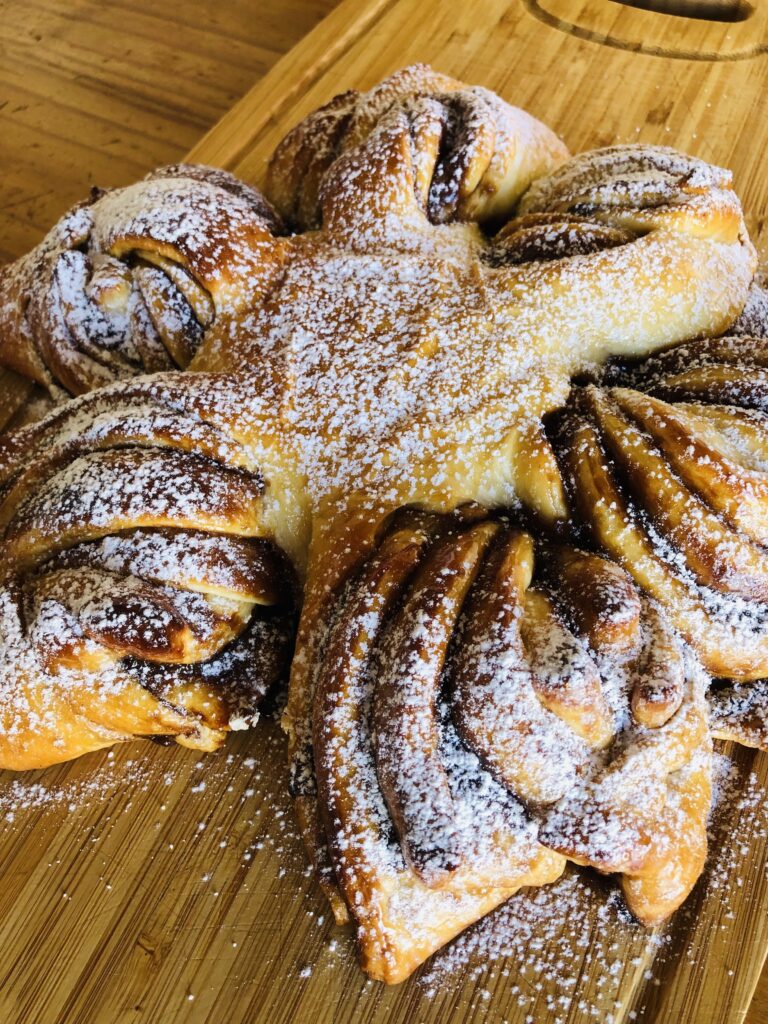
0,65,764,982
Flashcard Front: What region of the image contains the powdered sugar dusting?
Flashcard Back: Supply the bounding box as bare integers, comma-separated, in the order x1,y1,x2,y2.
0,63,764,999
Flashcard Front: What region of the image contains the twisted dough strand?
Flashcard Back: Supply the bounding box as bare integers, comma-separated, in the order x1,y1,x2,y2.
560,334,768,681
266,64,569,232
0,165,285,398
309,507,710,980
0,373,296,769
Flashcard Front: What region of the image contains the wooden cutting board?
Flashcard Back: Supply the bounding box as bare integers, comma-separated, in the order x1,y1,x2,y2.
3,1,768,1021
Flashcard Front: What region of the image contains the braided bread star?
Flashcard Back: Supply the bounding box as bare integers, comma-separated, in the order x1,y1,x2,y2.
0,65,762,982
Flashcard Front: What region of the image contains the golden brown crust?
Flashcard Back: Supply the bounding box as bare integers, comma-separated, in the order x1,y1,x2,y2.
0,165,286,397
541,545,642,654
266,65,568,232
307,508,711,978
560,335,768,682
1,64,766,984
371,521,498,884
0,373,296,770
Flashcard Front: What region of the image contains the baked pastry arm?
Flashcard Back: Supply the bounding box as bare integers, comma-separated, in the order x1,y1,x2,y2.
0,166,286,397
0,372,301,769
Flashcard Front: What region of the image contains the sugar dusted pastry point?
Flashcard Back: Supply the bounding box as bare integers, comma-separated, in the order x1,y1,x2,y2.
0,373,298,770
309,508,712,979
562,335,768,681
267,64,570,232
0,165,285,397
312,510,566,984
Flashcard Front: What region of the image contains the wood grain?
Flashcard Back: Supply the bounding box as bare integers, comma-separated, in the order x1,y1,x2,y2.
3,1,768,1022
0,0,338,263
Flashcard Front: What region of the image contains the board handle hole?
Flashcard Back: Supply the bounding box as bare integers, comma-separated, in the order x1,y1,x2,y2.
612,0,753,21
